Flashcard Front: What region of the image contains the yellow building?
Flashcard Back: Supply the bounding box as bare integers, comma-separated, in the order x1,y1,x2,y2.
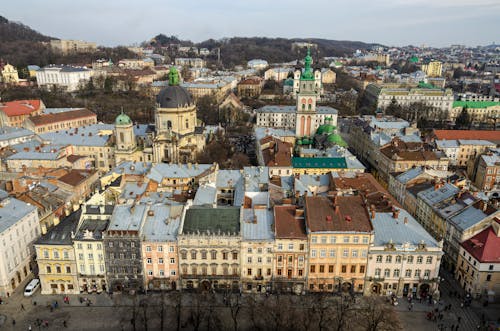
35,217,79,294
422,61,443,77
305,195,373,294
456,222,500,302
1,63,19,84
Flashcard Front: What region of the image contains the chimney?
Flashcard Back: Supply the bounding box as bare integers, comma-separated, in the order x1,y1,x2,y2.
335,205,340,214
404,217,408,225
371,209,376,219
326,215,333,222
392,209,400,219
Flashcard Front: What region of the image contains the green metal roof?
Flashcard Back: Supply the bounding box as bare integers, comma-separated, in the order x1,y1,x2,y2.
115,111,132,125
327,134,348,147
301,48,315,81
417,81,438,89
169,66,180,86
409,56,419,63
452,100,500,109
183,207,240,234
316,124,336,135
292,157,347,169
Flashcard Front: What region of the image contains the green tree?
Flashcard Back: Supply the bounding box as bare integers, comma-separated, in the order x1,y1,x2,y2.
455,106,471,129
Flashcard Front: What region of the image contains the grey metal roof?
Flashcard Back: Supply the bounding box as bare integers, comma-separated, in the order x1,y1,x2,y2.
147,163,213,182
241,208,274,241
35,215,78,245
396,167,424,184
74,219,109,240
436,140,459,149
157,85,193,108
418,183,459,206
216,170,243,188
243,167,269,192
371,210,439,247
42,108,85,114
141,204,182,242
0,198,37,234
39,124,113,147
256,105,338,114
449,205,490,232
120,182,147,200
113,161,153,176
0,126,34,142
193,184,217,206
108,204,147,231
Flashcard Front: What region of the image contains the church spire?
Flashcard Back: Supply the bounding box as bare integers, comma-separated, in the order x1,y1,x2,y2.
301,48,314,80
169,66,180,86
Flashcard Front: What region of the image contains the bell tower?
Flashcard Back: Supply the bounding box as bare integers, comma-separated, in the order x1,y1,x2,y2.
295,48,320,137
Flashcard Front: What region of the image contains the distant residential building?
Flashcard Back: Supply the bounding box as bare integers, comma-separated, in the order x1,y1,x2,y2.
422,61,443,77
450,101,500,127
181,80,232,103
247,59,268,70
456,220,500,302
0,99,45,127
174,58,206,68
0,197,40,297
436,139,496,167
467,149,500,191
321,68,336,84
24,108,97,134
146,163,217,193
0,126,35,147
36,65,93,92
237,77,264,98
27,65,40,78
264,68,292,81
50,39,97,55
117,59,151,69
35,217,79,294
256,136,293,177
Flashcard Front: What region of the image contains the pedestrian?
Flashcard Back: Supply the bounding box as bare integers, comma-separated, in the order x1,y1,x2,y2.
21,303,25,310
28,325,32,331
458,316,461,323
63,320,67,328
12,319,16,325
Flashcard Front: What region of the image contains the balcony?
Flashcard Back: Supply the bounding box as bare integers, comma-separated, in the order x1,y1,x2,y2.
254,275,264,281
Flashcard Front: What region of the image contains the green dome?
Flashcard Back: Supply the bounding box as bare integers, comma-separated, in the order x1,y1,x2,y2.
316,124,336,135
327,134,347,147
115,112,132,125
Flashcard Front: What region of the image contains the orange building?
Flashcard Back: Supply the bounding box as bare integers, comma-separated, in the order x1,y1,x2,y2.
0,99,45,127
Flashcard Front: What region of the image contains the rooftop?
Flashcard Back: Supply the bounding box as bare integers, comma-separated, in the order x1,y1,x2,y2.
108,204,147,232
0,198,37,234
141,204,182,242
74,219,109,241
433,130,500,143
35,214,78,245
461,223,500,263
0,126,34,142
147,163,213,182
38,124,114,147
182,206,240,235
274,205,307,239
28,108,96,127
0,99,42,117
418,183,460,206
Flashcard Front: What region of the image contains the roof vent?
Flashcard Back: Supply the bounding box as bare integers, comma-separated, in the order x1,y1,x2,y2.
148,210,154,216
345,216,352,222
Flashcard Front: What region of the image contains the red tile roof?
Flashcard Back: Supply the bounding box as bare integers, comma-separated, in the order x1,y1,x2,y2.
274,205,307,239
433,130,500,142
461,223,500,263
0,100,42,117
58,169,96,187
305,195,373,233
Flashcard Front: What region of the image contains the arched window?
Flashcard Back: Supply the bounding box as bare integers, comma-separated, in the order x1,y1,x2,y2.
185,119,189,129
167,120,172,129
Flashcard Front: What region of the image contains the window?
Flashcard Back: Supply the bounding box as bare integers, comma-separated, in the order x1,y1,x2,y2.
350,265,356,273
395,256,402,263
424,270,430,278
288,243,294,250
361,250,367,258
277,243,283,250
405,269,412,277
43,250,49,258
384,269,390,277
299,244,304,251
374,268,381,277
248,257,252,263
319,265,325,273
232,252,238,260
311,236,317,244
79,253,84,260
321,236,327,244
362,237,369,244
414,269,421,277
426,256,433,264
376,255,382,263
329,265,334,273
489,265,494,271
131,254,136,259
298,269,303,276
159,270,165,276
257,248,262,254
352,250,358,257
88,253,93,260
330,236,337,244
201,251,207,260
329,249,335,257
267,257,272,263
170,258,175,264
320,249,326,258
341,265,347,273
181,251,187,260
147,258,152,264
247,268,252,276
486,274,492,281
343,249,349,257
169,246,174,252
146,246,152,252
393,269,400,277
416,256,423,264
77,243,83,249
131,242,135,248
158,258,164,264
63,251,69,259
353,236,359,243
248,248,252,253
222,252,228,260
258,257,262,263
343,236,349,243
56,266,62,274
53,251,60,259
211,251,217,259
277,268,282,276
46,266,52,273
359,265,365,273
407,256,414,264
311,250,317,258
108,242,113,248
386,256,392,263
157,246,163,252
310,265,316,273
87,244,92,250
191,251,197,259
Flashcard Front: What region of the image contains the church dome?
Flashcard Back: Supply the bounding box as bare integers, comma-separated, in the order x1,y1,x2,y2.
327,133,347,147
115,112,132,125
157,85,193,108
316,124,336,135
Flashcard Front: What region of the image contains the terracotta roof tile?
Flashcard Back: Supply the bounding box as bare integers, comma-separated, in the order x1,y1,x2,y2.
461,224,500,263
433,130,500,142
28,108,96,126
274,205,307,239
0,99,42,117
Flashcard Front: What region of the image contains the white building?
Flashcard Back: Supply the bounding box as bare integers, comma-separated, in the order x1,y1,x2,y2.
0,196,40,297
365,209,443,298
0,127,35,148
247,59,268,70
264,67,292,81
36,65,93,92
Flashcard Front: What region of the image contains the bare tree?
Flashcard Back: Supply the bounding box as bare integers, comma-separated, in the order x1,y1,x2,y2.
139,298,149,331
355,297,401,331
169,291,183,331
188,293,205,331
227,291,243,331
243,294,264,331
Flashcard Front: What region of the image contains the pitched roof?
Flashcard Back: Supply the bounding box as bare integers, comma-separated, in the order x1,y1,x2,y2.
182,206,240,235
292,157,347,169
0,99,42,117
58,170,96,187
433,130,500,142
305,195,373,233
461,223,500,263
28,108,96,126
274,205,307,239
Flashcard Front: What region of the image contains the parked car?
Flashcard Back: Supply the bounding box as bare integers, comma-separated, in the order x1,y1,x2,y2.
24,278,40,297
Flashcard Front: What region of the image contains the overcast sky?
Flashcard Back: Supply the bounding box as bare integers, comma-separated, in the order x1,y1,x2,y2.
3,0,499,47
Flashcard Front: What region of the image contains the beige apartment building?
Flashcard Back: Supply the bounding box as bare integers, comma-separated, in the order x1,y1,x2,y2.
50,39,97,54
24,108,97,134
305,195,373,294
273,205,308,294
